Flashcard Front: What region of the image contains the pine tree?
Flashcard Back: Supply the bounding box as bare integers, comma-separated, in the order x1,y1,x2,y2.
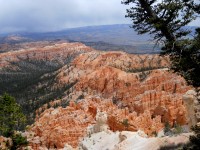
122,0,200,87
122,1,200,149
0,93,26,137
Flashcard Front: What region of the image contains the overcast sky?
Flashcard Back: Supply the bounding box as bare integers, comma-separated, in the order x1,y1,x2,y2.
0,0,199,34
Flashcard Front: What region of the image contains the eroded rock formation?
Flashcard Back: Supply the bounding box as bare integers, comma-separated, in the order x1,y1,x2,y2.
25,48,191,149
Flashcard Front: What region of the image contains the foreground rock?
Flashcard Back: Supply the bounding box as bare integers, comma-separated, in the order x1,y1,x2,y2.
79,131,191,150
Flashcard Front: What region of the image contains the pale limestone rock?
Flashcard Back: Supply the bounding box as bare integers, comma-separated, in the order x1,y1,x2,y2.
87,125,94,137
157,130,165,137
93,111,109,133
183,90,197,127
79,130,191,150
119,132,127,142
137,130,148,138
63,144,73,150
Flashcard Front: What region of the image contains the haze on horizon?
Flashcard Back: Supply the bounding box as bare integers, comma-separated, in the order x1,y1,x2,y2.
0,0,200,34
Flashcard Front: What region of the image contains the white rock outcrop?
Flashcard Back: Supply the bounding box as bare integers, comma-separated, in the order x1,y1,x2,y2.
79,130,191,150
183,90,197,127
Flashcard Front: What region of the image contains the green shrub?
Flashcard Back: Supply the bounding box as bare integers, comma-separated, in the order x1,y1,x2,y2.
122,119,129,129
173,124,183,135
164,122,171,134
11,133,28,150
159,143,185,150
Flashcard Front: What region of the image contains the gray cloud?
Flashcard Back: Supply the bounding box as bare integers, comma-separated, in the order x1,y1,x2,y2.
0,0,199,34
0,0,129,33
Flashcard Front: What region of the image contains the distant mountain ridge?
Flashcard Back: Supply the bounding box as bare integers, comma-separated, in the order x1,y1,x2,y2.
0,24,197,54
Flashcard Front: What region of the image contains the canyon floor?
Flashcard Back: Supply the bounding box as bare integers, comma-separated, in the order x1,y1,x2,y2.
0,41,195,150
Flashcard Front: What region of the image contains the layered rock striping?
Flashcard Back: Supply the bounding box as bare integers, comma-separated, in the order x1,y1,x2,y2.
0,42,93,68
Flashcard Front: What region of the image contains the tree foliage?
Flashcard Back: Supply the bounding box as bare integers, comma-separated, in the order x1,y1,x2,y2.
183,125,200,149
122,0,200,87
122,0,200,148
0,93,26,137
11,132,28,150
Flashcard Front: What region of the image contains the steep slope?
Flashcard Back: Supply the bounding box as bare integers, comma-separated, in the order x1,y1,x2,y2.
0,42,93,123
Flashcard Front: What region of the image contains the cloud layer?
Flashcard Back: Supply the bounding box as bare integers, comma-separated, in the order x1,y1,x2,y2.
0,0,199,34
0,0,129,33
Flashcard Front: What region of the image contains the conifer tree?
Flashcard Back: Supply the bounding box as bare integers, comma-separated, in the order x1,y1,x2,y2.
122,1,200,149
122,0,200,87
0,93,26,137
